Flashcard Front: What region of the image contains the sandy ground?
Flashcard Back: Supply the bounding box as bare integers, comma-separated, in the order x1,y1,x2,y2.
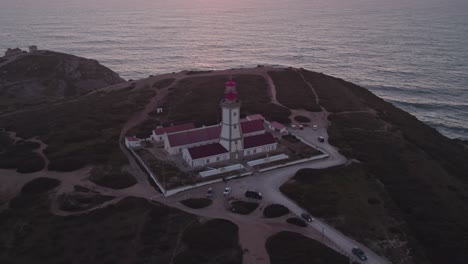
0,67,391,264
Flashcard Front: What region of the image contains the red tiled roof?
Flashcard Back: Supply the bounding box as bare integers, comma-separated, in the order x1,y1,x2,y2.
126,136,140,142
167,125,221,147
187,143,228,160
241,119,264,134
247,114,265,121
270,121,286,130
154,123,195,135
243,133,276,149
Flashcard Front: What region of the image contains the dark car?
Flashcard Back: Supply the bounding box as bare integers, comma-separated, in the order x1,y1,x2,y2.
318,136,325,143
245,190,262,200
301,213,314,222
352,247,368,261
206,188,213,198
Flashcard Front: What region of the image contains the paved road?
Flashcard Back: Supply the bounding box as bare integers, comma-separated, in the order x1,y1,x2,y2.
0,67,392,264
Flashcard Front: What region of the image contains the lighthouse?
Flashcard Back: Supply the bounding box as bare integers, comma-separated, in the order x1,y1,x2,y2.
219,79,243,159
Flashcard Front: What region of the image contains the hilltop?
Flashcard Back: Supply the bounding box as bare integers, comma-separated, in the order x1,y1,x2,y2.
0,52,467,264
0,50,125,114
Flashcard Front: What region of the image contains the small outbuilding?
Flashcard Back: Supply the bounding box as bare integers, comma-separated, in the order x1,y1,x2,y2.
125,136,142,149
152,123,195,142
29,46,38,53
269,121,288,134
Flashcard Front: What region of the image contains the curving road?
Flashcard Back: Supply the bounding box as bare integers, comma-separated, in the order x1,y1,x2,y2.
1,67,392,264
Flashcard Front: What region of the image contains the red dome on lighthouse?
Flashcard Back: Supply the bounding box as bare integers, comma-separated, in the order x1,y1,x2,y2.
226,80,236,87
224,79,238,101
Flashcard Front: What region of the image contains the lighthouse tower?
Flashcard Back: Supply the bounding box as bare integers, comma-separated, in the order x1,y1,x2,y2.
219,80,243,159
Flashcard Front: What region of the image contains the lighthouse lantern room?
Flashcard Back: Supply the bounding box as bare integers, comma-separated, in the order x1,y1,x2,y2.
219,80,243,159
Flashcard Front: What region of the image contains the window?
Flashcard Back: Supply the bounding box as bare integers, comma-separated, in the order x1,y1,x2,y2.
234,125,237,129
253,149,257,154
233,111,237,116
206,159,209,164
216,157,220,161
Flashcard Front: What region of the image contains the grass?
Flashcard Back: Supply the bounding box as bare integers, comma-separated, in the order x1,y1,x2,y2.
180,198,213,209
266,231,349,264
300,69,367,113
268,70,321,112
160,74,291,126
229,201,259,215
263,204,290,218
152,78,175,89
0,87,155,172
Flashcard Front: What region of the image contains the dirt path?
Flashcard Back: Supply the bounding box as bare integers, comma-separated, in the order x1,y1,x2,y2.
0,67,391,264
294,69,321,107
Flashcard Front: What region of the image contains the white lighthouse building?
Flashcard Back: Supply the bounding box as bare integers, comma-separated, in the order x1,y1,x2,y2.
219,80,243,159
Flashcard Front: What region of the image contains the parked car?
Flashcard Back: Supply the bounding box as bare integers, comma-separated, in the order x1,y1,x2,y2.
301,213,314,222
299,124,304,130
352,247,368,261
223,187,232,196
318,136,325,143
291,124,297,130
206,188,213,198
245,190,262,200
313,125,318,130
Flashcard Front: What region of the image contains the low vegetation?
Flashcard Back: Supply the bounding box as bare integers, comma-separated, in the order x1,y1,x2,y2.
294,115,311,123
0,87,155,172
89,160,137,189
20,177,61,195
266,231,349,264
174,219,242,264
263,204,290,218
0,133,45,173
136,149,194,189
180,198,213,209
0,50,125,114
300,70,367,113
1,194,205,264
280,164,421,262
58,193,114,212
161,74,291,126
268,70,321,112
286,217,307,227
152,78,175,89
229,200,259,215
278,68,468,264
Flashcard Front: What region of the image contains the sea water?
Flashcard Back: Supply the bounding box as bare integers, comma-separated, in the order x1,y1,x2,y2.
1,0,467,139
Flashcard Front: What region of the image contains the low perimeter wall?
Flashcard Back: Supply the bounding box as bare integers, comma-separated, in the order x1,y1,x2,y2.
258,153,330,173
127,145,252,197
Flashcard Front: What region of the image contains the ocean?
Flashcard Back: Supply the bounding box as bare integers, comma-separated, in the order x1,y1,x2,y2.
1,0,467,139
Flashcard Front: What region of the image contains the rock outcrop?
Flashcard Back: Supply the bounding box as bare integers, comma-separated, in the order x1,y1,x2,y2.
0,50,125,113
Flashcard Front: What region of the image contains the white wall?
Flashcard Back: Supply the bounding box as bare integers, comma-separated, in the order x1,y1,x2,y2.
151,130,166,142
125,138,142,149
243,143,277,156
242,130,265,137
